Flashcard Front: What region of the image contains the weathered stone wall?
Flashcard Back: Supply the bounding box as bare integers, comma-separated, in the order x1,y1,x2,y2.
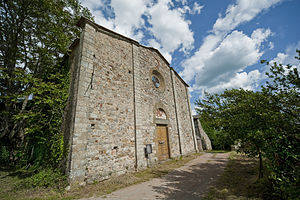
133,46,182,168
65,18,197,185
68,23,136,184
193,116,212,150
65,26,91,185
84,25,136,182
173,75,197,155
61,39,81,175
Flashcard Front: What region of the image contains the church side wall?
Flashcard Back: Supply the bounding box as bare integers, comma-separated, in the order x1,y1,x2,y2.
173,75,196,155
61,41,81,175
69,23,136,184
67,26,91,184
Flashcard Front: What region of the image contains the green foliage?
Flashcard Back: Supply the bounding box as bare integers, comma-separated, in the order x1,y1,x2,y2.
0,0,93,170
260,51,300,199
0,146,9,164
197,92,234,150
15,169,67,189
206,129,231,150
196,50,300,199
197,89,270,179
196,89,270,154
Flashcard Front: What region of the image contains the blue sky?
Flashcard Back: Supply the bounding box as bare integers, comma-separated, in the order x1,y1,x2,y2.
80,0,300,113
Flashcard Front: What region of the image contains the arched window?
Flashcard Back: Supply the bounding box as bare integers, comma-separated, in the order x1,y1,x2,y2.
156,108,167,119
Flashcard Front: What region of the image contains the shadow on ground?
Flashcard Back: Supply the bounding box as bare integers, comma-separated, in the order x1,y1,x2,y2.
152,155,229,200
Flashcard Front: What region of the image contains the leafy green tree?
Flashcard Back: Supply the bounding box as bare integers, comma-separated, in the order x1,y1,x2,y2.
0,0,92,168
196,50,300,199
196,92,233,150
260,52,300,199
196,89,271,178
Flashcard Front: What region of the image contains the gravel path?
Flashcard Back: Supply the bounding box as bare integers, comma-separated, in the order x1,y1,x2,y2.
82,152,230,200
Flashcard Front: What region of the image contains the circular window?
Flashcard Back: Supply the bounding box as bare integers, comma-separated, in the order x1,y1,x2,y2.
152,75,160,88
150,69,165,91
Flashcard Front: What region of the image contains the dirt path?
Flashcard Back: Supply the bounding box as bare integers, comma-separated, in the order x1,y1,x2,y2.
82,152,230,200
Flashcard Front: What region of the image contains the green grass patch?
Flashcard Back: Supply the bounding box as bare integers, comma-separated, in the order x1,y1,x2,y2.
0,153,203,200
0,167,67,200
206,150,231,153
15,169,67,189
203,153,270,200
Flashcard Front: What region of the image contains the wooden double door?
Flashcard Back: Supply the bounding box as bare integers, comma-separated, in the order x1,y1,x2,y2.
156,125,170,161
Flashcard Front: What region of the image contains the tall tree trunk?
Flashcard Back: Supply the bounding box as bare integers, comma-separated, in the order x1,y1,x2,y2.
9,94,30,139
258,150,263,179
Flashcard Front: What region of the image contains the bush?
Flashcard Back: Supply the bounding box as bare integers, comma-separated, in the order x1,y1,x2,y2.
15,169,67,189
0,146,9,164
206,129,232,150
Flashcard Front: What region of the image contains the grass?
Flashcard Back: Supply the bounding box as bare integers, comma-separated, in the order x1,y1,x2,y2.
203,152,265,200
206,150,231,153
0,153,203,200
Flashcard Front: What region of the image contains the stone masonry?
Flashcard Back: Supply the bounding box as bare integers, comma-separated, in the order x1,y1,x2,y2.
62,17,198,185
193,115,212,151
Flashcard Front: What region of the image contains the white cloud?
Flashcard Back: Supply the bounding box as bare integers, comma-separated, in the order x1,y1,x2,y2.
192,2,203,14
251,28,272,45
191,104,197,115
174,0,187,5
180,0,281,95
271,52,288,65
181,28,272,85
80,0,196,64
266,42,300,90
177,2,203,15
188,29,271,91
146,0,194,62
269,42,274,50
213,0,281,33
110,0,148,38
81,0,104,10
92,10,114,30
148,39,161,49
270,40,300,69
205,70,266,94
81,0,149,39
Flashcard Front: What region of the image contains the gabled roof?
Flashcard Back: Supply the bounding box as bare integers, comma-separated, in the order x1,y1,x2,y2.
71,17,189,87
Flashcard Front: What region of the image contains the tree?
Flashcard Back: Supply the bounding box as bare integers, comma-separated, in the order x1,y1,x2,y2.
196,50,300,199
196,89,271,178
260,52,300,199
196,92,233,150
0,0,92,168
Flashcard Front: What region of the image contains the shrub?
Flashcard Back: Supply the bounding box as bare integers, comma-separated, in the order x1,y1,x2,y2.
0,146,9,164
15,169,67,189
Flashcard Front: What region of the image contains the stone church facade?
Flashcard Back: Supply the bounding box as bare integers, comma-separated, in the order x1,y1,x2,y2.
62,17,198,185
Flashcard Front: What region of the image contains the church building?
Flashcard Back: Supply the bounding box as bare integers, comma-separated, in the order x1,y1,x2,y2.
62,17,198,185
